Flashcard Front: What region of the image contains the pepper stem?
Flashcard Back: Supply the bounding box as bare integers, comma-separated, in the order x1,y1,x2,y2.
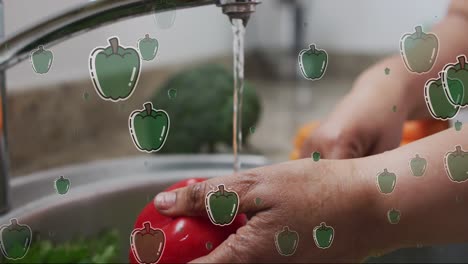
145,34,150,39
455,145,462,155
457,55,466,69
383,168,388,173
144,222,150,233
38,45,44,52
109,37,119,54
415,154,420,158
415,26,423,38
144,103,152,115
284,226,290,232
218,184,225,195
309,44,316,53
10,219,18,226
59,176,64,180
320,222,326,228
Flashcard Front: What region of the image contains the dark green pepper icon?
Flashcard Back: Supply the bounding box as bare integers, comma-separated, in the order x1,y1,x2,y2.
0,219,32,260
454,120,463,131
400,26,439,73
138,34,158,61
254,197,262,206
376,169,397,194
387,208,401,225
30,45,53,74
205,184,239,226
89,36,141,102
424,73,460,120
129,102,170,153
167,88,177,100
409,154,427,177
444,145,468,183
443,55,468,106
384,67,390,75
312,151,321,162
313,222,334,249
298,44,328,80
54,176,70,195
274,226,299,256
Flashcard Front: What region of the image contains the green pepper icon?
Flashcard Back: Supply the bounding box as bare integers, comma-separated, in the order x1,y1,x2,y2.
424,73,460,120
30,45,53,74
0,219,32,260
409,154,427,177
138,34,159,61
442,55,468,106
387,208,401,225
89,36,141,102
298,44,328,80
312,151,321,162
129,102,170,153
205,184,239,226
54,176,70,195
454,120,463,131
376,169,397,194
313,222,334,249
274,226,299,256
400,26,439,73
444,145,468,183
167,88,177,100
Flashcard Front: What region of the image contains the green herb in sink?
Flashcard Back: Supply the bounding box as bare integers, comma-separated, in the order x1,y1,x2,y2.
1,229,120,263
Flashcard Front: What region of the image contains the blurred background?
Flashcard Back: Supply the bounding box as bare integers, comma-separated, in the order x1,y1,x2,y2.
5,0,449,176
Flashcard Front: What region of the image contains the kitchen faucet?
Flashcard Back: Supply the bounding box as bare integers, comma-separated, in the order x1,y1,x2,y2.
0,0,260,214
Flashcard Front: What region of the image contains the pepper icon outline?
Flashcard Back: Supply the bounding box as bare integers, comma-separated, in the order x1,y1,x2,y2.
424,73,460,121
298,43,328,81
274,226,299,257
313,222,334,249
205,184,240,226
400,25,439,74
89,36,142,102
444,145,468,183
0,218,32,260
130,221,166,264
30,45,53,74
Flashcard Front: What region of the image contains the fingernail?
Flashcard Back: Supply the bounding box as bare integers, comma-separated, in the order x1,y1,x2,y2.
154,192,176,210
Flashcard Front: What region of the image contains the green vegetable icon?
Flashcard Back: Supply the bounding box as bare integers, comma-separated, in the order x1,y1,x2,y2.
384,67,390,75
444,145,468,183
454,120,463,131
400,26,439,73
298,44,328,80
89,36,141,102
30,45,53,74
313,222,334,249
312,151,321,162
442,55,468,106
138,34,158,61
376,169,397,194
54,176,70,195
0,219,32,260
274,226,299,256
254,197,262,206
205,184,239,226
409,154,427,177
387,209,401,225
129,102,170,153
167,88,177,100
424,73,460,120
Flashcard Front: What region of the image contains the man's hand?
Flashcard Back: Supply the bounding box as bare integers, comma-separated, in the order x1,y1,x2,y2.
154,159,380,263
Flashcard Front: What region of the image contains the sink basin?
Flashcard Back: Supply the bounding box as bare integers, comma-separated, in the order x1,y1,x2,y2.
1,154,466,263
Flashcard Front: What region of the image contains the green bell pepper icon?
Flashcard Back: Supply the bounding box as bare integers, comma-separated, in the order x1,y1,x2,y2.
313,222,334,249
454,120,463,131
409,154,427,177
444,145,468,183
129,102,170,153
442,55,468,106
424,73,460,120
54,176,70,195
274,226,299,256
138,34,159,61
0,219,32,260
376,168,397,194
387,208,401,225
312,151,321,162
30,45,53,74
205,184,239,226
89,36,141,102
400,26,439,73
298,44,328,80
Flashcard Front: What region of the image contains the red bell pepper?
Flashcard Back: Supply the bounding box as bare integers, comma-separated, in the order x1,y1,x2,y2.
129,178,247,263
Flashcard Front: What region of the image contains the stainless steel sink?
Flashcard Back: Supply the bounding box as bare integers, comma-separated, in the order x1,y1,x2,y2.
0,154,269,262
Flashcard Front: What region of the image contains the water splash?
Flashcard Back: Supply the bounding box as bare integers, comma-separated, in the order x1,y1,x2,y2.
231,19,246,173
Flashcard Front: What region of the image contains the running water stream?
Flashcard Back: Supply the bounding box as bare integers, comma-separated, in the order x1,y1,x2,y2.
231,18,246,173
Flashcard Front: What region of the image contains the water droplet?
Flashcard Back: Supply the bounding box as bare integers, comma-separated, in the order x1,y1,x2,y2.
206,241,213,250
